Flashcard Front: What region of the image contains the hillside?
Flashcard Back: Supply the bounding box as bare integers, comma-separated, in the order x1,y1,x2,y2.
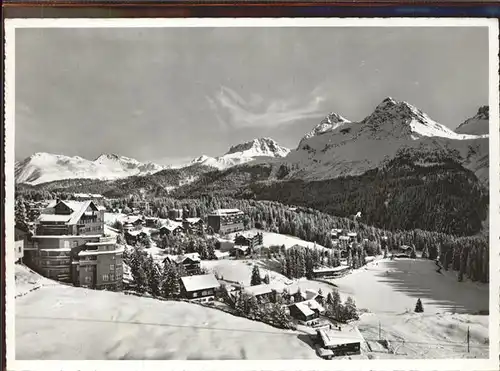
14,265,317,360
174,149,488,236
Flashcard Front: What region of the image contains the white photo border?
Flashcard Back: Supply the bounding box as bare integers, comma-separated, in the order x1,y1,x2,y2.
4,16,500,371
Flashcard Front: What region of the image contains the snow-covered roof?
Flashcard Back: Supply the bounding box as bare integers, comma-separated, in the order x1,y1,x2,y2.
180,274,219,292
210,209,243,216
317,327,362,347
243,284,274,297
126,230,144,237
214,251,230,259
233,245,249,252
347,232,357,237
292,299,325,317
160,223,183,231
67,201,93,225
165,253,201,264
339,236,350,241
305,289,320,300
123,216,144,224
184,217,202,224
313,266,350,274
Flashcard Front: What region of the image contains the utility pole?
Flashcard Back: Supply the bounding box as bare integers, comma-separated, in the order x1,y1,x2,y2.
467,326,470,353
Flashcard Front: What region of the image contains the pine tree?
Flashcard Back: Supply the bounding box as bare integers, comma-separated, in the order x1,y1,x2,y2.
415,298,424,313
15,197,28,227
263,273,270,284
207,242,217,260
343,296,359,321
250,265,262,286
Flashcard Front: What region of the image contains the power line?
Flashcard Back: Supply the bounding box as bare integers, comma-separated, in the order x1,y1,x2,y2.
18,315,489,349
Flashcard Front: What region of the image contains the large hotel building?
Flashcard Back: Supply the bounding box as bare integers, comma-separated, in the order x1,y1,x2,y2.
25,199,123,291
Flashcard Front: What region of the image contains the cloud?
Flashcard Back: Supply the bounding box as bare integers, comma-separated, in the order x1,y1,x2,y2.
207,86,326,129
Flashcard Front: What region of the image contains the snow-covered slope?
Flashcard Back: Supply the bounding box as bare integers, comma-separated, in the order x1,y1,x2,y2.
15,152,165,185
190,138,290,170
284,98,489,185
455,106,489,136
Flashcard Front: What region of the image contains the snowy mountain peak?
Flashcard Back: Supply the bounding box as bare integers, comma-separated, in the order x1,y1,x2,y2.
299,112,351,147
225,137,290,158
189,138,290,170
455,106,489,136
16,152,165,185
364,98,472,140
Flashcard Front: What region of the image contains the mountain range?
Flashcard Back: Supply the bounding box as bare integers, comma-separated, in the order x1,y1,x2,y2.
15,138,290,186
15,97,490,236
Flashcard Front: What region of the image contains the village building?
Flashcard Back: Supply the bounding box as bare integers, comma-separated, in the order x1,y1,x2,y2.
182,217,204,235
159,222,184,237
180,273,220,302
288,299,326,325
168,208,184,221
73,236,124,291
313,326,363,358
230,244,250,258
234,232,263,250
122,215,145,230
207,209,245,235
216,237,235,252
312,265,351,279
242,284,275,301
164,253,201,275
347,232,358,242
144,217,161,228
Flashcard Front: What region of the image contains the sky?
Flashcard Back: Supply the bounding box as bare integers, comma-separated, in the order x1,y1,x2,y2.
15,26,489,165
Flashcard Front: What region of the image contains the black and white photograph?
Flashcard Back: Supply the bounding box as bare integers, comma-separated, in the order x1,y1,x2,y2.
4,18,499,370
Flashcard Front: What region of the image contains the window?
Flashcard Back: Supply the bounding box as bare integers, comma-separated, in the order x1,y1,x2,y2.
64,241,70,249
192,292,198,298
84,276,92,283
109,273,115,281
102,274,109,282
110,264,115,271
73,241,78,247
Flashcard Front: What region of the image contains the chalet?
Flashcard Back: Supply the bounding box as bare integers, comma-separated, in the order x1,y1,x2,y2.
313,327,362,358
123,215,144,228
164,253,201,275
124,229,149,246
216,238,235,252
304,288,325,303
234,232,263,250
331,229,343,239
288,299,326,324
180,273,220,302
182,217,204,235
168,209,184,221
159,222,184,237
214,250,230,260
347,232,358,242
230,244,250,258
242,284,275,301
312,265,351,279
145,217,160,228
